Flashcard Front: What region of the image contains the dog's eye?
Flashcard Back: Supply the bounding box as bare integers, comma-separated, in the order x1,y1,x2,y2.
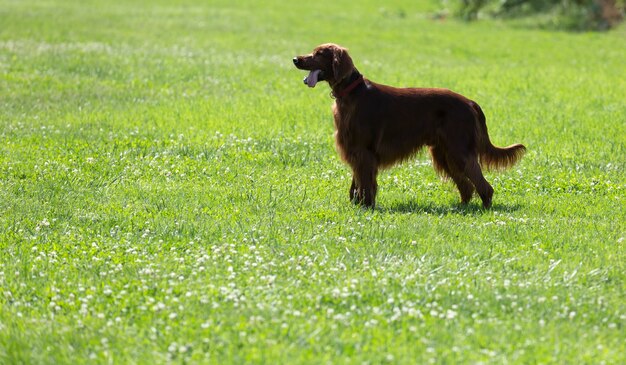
314,49,330,58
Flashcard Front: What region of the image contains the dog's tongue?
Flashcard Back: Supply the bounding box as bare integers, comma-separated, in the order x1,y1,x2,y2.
304,70,321,88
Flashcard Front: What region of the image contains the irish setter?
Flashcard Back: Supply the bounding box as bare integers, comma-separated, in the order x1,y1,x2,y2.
293,43,526,209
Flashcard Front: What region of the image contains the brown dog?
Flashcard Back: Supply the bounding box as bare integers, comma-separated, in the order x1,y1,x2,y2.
293,43,525,208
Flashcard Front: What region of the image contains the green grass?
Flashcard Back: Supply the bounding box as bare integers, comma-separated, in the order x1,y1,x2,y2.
1,0,625,364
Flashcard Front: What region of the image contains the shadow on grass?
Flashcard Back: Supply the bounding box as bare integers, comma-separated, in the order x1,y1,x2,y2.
379,201,522,215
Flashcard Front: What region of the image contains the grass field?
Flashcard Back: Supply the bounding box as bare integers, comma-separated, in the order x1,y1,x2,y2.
1,0,625,364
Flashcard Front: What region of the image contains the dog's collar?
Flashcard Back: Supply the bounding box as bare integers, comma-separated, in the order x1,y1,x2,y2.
332,73,365,99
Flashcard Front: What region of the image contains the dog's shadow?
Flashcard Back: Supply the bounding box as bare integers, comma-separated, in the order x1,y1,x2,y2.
379,201,522,215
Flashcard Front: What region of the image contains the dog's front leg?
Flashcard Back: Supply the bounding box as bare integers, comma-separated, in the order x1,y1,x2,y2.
349,177,358,203
351,151,378,208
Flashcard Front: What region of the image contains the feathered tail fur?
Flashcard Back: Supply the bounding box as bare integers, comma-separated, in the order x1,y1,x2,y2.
472,103,526,170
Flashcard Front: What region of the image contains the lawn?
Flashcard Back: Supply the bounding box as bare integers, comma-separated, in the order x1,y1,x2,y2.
1,0,625,364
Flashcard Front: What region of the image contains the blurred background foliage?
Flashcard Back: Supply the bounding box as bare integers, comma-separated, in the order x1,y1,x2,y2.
449,0,624,30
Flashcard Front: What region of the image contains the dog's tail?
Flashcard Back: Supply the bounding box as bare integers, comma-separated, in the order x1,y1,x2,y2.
472,102,526,171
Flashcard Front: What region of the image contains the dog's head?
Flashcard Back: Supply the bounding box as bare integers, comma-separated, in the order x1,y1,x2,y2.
293,43,354,88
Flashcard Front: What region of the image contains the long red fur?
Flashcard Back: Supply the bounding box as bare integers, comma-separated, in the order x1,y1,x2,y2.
294,44,526,208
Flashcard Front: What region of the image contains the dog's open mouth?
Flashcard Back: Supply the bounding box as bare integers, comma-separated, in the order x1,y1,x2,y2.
303,70,325,88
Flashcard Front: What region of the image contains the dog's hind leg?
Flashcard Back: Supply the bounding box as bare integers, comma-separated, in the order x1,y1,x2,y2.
463,157,494,209
430,146,474,204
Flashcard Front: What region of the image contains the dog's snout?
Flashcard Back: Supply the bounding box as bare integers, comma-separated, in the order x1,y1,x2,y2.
292,57,299,65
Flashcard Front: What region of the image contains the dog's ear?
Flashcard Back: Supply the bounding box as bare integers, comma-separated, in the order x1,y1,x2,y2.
332,46,354,82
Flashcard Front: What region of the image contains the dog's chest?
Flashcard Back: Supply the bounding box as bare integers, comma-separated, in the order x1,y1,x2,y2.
332,101,363,160
332,102,351,141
